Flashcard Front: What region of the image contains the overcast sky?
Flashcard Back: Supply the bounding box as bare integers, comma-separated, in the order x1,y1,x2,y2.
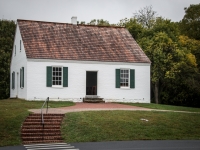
0,0,200,24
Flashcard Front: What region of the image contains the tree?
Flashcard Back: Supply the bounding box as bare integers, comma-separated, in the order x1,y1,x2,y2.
161,36,200,107
139,32,182,104
87,19,110,26
117,18,144,40
179,3,200,40
0,20,16,99
133,5,157,29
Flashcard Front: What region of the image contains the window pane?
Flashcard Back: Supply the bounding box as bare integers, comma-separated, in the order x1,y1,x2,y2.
53,81,55,85
53,67,55,71
59,77,61,81
59,68,61,71
53,77,55,80
56,68,58,71
59,72,61,76
59,81,61,85
56,81,58,85
56,72,58,76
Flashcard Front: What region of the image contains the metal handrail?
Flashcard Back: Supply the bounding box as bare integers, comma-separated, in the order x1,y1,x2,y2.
41,97,49,125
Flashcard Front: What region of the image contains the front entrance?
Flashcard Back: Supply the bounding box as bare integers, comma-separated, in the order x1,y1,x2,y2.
86,71,97,95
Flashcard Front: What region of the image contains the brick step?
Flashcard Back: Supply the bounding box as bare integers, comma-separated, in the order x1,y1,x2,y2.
21,113,65,144
21,132,61,136
24,119,62,123
83,99,105,103
29,113,65,117
27,115,64,118
23,140,64,144
22,136,62,141
22,125,61,129
22,128,61,133
23,122,61,125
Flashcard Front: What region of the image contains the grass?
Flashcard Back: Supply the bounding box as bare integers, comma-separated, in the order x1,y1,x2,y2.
1,99,200,146
119,103,200,112
0,99,74,147
61,111,200,143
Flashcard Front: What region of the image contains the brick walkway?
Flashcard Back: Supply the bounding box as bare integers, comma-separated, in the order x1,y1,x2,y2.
29,103,152,114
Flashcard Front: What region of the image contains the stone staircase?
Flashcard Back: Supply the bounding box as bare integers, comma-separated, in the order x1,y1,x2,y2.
21,113,65,144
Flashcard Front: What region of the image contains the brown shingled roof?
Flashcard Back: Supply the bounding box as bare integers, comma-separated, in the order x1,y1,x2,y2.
17,19,151,63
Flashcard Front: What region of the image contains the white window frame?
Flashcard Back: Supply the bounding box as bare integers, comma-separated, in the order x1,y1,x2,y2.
52,66,63,88
120,68,130,89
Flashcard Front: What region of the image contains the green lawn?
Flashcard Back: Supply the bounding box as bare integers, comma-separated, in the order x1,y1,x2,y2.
119,103,200,112
0,99,74,147
1,99,200,146
61,111,200,143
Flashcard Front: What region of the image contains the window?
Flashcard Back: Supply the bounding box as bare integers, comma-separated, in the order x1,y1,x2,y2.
46,66,68,87
120,69,129,87
116,69,135,89
20,40,21,52
52,67,62,86
12,72,15,89
20,67,24,88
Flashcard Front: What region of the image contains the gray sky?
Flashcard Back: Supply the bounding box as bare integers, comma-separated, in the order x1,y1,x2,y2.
0,0,200,24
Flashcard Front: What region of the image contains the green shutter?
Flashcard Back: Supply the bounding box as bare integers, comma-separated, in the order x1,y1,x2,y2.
20,68,21,88
12,72,15,89
130,69,135,88
46,66,52,87
116,69,120,88
22,67,24,88
63,67,68,87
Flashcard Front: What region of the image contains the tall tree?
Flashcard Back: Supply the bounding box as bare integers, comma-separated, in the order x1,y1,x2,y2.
0,20,16,99
133,5,157,29
180,3,200,40
139,32,181,104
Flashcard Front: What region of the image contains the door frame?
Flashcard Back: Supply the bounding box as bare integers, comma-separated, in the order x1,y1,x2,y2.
86,71,98,96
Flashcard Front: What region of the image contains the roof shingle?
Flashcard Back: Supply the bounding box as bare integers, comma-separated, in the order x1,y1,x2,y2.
17,19,151,63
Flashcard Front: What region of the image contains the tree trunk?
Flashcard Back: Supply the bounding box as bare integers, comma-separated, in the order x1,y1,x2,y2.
154,81,159,104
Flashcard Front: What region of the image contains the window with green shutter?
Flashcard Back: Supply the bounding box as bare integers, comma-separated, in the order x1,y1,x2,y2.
116,69,135,89
46,66,68,87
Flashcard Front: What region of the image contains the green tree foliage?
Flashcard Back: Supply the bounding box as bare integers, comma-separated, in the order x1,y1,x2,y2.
87,19,110,26
0,20,16,99
162,36,200,106
120,8,200,106
179,3,200,40
118,18,144,40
